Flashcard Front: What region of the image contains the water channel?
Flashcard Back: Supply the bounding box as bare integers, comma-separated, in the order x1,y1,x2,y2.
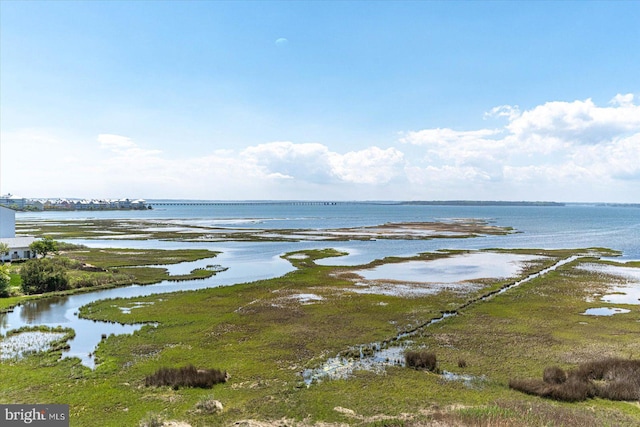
0,241,297,367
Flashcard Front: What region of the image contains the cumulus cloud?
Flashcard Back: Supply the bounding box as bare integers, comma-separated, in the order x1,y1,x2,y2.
2,94,637,202
98,134,136,150
240,141,404,185
241,141,334,183
401,93,640,200
329,146,404,184
401,128,501,146
3,136,405,198
506,95,640,146
98,133,163,158
484,105,521,121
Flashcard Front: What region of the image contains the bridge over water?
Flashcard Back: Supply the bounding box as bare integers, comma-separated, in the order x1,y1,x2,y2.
149,201,349,206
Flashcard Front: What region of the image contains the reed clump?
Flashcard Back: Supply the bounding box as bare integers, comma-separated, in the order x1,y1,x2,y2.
543,366,567,384
405,350,438,372
509,358,640,402
144,365,227,389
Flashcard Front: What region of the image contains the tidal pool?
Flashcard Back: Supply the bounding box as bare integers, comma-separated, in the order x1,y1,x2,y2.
354,252,545,284
289,294,324,304
582,307,631,316
579,263,640,305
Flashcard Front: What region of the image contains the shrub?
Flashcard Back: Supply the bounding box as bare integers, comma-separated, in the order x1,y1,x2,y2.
508,378,550,397
20,258,70,294
405,350,437,372
596,379,640,401
588,358,640,401
547,376,595,402
0,264,10,297
457,358,468,368
145,365,227,389
510,358,640,402
543,366,567,384
29,237,59,258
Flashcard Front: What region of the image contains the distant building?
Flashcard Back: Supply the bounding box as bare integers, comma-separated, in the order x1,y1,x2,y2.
0,194,27,210
0,206,37,262
0,236,37,262
1,195,149,211
42,198,149,210
28,200,45,211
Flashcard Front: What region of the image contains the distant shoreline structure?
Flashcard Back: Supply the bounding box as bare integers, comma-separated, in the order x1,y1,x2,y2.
399,200,565,206
149,200,566,207
0,194,151,211
2,195,638,211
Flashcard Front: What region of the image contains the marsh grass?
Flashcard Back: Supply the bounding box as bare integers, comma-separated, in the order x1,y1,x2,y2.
449,400,628,427
510,358,640,402
64,248,219,269
145,365,227,389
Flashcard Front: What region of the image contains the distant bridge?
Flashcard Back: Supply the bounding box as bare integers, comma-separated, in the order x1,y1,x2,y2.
149,201,351,207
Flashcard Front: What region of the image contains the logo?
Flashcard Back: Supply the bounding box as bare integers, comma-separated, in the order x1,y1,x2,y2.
1,405,69,426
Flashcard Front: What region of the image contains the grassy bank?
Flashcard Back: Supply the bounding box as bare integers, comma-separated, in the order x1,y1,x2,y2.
2,246,638,426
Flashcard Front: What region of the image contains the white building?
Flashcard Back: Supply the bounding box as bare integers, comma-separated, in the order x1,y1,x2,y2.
0,206,15,238
0,194,27,210
0,206,37,262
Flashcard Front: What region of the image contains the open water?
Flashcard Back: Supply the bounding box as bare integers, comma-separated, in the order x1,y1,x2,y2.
2,202,639,367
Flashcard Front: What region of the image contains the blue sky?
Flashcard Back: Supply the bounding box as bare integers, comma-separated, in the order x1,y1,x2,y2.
1,1,639,202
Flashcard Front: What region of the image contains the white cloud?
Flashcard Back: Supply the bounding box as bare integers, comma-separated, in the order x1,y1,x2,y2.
401,93,640,201
506,95,640,146
610,93,635,107
1,94,638,202
401,128,501,146
98,134,136,150
98,133,163,158
241,141,334,183
240,141,404,185
329,147,404,184
483,105,521,121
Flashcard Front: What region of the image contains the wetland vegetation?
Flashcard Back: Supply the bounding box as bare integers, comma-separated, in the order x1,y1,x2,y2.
1,218,639,426
16,218,514,242
0,244,221,312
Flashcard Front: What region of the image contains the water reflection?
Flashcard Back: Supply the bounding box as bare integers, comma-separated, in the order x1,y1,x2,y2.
18,297,67,323
354,252,545,283
0,241,295,368
582,307,631,316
